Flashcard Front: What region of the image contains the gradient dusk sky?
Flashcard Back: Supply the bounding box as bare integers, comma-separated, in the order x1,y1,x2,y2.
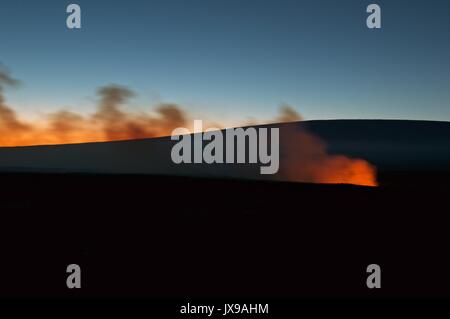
0,0,449,123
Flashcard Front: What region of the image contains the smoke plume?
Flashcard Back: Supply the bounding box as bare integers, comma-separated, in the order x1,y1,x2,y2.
278,126,377,186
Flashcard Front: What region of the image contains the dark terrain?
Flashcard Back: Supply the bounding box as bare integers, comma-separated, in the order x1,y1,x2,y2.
1,119,449,298
1,171,450,298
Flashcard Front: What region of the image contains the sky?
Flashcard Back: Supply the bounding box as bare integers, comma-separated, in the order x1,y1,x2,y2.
0,0,449,123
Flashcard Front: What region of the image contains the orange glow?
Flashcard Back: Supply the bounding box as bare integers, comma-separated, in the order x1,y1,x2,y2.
0,125,175,147
0,118,378,187
279,128,378,187
304,156,378,187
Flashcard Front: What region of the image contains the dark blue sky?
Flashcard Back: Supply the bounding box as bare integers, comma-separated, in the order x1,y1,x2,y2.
1,0,449,123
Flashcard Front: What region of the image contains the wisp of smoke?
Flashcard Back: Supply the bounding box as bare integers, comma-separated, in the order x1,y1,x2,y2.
0,66,31,135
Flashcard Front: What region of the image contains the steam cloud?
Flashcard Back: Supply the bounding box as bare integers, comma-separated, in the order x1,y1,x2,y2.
278,127,377,186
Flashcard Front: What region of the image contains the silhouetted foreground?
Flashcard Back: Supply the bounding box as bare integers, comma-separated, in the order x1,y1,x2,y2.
1,171,450,298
